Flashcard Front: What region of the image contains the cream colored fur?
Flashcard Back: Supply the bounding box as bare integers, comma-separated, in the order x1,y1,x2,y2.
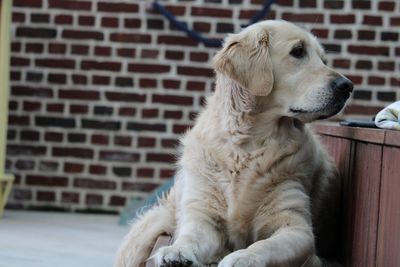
115,20,350,267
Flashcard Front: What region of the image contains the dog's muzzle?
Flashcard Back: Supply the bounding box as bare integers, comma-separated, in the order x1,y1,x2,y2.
330,76,353,99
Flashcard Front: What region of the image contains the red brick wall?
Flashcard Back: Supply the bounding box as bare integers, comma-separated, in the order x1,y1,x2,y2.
6,0,400,212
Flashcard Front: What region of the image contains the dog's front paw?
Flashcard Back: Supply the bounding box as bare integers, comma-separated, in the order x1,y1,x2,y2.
218,249,263,267
154,245,198,267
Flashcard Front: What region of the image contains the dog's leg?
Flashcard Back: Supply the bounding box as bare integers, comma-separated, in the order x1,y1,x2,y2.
218,215,315,267
114,191,176,267
154,172,226,267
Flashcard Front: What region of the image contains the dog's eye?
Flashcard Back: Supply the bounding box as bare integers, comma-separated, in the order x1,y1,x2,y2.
290,46,306,59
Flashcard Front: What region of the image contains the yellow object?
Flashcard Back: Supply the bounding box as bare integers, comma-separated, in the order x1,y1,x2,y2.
0,0,14,217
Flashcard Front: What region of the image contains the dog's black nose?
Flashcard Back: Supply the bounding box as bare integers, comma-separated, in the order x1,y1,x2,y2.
330,77,353,93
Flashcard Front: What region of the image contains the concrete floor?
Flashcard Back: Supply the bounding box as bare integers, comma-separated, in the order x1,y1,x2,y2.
0,210,129,267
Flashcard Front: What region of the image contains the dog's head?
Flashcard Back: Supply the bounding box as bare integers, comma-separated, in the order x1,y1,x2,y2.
213,20,353,122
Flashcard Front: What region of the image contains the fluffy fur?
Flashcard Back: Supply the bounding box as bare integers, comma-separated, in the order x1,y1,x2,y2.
114,20,352,267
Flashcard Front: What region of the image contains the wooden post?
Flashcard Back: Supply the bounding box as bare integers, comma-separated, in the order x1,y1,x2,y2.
0,0,14,217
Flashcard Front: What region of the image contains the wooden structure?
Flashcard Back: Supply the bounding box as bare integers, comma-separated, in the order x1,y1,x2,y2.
144,123,400,267
0,0,13,217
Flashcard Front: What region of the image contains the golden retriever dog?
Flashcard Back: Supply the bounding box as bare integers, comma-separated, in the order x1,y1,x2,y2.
115,20,353,267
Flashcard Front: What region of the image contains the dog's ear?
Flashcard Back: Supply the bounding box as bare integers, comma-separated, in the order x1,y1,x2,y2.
213,31,274,96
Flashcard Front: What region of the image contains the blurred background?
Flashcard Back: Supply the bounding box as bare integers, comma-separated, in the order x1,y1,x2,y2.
0,0,399,266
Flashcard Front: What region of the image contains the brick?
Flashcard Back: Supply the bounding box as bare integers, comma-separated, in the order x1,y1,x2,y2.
11,57,30,66
358,30,375,40
23,101,41,111
94,46,111,56
21,130,40,141
8,101,18,111
124,18,141,28
160,169,175,179
216,23,234,33
282,13,324,23
110,33,151,44
52,147,94,159
26,43,44,53
379,1,395,11
67,133,86,143
165,51,184,60
113,167,132,177
37,191,56,202
334,30,352,39
127,122,166,132
153,94,193,106
353,90,372,100
111,78,131,89
138,79,156,89
381,32,399,41
161,139,179,148
239,10,258,19
12,12,25,22
71,45,89,55
48,73,67,84
14,0,42,8
164,5,186,16
109,196,126,206
146,153,175,163
99,151,140,162
178,66,214,77
91,134,109,145
363,15,383,25
346,75,363,85
119,107,136,116
82,119,121,131
390,78,400,87
94,106,113,116
117,48,136,58
36,58,75,69
26,175,68,187
368,76,385,85
191,7,232,18
39,161,59,172
74,178,116,190
8,115,30,126
63,30,103,40
355,60,373,70
173,124,192,134
13,189,32,201
141,49,159,59
190,52,209,62
31,13,50,23
79,15,95,26
92,75,110,85
114,136,132,146
324,0,344,9
378,61,395,71
81,60,121,71
391,17,400,26
299,0,316,7
49,0,92,10
377,92,396,102
330,15,355,24
97,2,138,13
128,63,170,73
122,182,159,192
105,92,146,102
64,162,84,173
102,17,119,28
55,15,73,25
164,110,183,119
141,109,159,118
89,165,107,175
11,71,21,81
26,72,43,82
15,160,35,170
35,116,75,128
45,132,63,142
11,42,21,52
16,27,57,38
348,45,389,56
70,105,89,114
138,137,156,147
158,35,198,46
59,89,99,100
352,0,371,9
187,81,206,91
137,168,154,178
163,80,181,90
72,75,87,85
86,194,103,205
193,22,211,33
44,109,63,120
49,43,66,54
147,19,164,30
7,145,46,156
62,192,80,203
